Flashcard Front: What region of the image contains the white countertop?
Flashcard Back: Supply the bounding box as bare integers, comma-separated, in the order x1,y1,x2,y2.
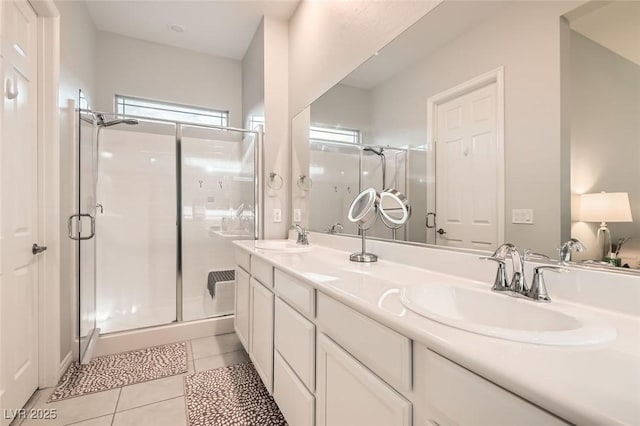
234,239,640,425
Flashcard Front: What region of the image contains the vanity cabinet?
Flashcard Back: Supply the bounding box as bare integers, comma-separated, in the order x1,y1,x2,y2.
235,247,574,426
316,333,412,426
234,249,275,394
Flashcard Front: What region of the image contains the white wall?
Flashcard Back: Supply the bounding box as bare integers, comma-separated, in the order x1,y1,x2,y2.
242,20,265,130
310,83,372,142
55,0,97,364
95,31,243,128
570,30,640,260
263,17,290,238
288,0,442,117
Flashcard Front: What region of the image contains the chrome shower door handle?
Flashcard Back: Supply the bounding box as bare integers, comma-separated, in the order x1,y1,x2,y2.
426,212,436,228
68,214,96,240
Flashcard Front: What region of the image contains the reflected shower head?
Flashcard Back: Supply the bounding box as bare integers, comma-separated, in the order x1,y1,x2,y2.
96,113,139,127
363,146,384,156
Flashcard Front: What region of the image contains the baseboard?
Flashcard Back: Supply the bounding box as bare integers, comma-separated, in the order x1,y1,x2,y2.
94,315,234,357
58,351,73,378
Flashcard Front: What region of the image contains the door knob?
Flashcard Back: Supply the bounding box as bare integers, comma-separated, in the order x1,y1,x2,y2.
437,228,446,235
32,244,47,255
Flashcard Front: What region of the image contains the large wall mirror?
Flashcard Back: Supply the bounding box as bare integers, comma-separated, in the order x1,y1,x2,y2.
291,0,639,272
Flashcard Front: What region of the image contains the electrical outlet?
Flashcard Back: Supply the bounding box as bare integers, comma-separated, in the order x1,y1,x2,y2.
512,209,534,224
273,208,282,223
293,209,302,222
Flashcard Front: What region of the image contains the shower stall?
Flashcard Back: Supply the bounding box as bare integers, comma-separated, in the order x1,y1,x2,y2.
308,138,408,240
72,97,262,363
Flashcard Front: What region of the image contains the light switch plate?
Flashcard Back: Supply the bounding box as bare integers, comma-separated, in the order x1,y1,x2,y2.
293,209,302,222
512,209,534,224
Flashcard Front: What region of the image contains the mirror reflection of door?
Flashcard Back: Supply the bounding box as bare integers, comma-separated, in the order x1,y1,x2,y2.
430,70,504,250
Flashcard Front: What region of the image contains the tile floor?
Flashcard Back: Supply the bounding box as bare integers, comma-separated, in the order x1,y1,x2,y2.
11,332,249,426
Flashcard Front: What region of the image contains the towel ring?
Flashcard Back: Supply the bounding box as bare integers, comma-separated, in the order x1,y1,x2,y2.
268,172,283,190
297,175,312,191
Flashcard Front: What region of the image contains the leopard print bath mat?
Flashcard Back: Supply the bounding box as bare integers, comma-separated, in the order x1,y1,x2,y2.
48,342,188,402
184,361,287,426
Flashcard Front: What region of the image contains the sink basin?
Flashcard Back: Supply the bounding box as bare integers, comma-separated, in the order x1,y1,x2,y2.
254,240,311,253
401,283,616,346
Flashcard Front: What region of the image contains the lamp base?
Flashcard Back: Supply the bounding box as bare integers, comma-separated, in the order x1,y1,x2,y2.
350,252,378,263
596,222,612,260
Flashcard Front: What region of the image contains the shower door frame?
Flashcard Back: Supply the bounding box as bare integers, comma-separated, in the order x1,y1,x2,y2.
79,111,264,342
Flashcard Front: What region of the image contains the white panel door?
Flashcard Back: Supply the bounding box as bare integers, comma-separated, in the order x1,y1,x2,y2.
435,82,498,250
249,278,273,393
316,333,411,426
1,0,39,419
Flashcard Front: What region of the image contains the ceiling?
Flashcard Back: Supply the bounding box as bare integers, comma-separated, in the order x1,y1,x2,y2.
85,0,300,60
568,1,640,67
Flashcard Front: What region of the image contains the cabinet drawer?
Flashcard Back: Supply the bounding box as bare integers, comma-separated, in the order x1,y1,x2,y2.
235,249,250,273
275,298,315,391
317,293,411,393
251,256,273,287
274,351,315,426
413,346,568,426
274,269,315,317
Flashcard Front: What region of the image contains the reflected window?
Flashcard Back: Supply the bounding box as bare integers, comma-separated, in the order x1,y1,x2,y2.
310,126,360,144
115,95,228,127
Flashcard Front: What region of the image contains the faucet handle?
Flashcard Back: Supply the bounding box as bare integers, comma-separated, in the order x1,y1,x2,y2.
480,256,510,292
526,266,569,303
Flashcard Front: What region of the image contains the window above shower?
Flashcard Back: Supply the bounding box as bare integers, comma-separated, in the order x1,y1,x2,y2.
115,95,229,128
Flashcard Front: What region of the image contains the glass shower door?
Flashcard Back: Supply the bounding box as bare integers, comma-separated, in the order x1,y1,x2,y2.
95,120,178,333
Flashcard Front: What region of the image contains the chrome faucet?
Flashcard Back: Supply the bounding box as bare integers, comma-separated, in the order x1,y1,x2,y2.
326,223,344,234
293,224,309,246
483,243,527,293
559,238,586,262
481,243,568,302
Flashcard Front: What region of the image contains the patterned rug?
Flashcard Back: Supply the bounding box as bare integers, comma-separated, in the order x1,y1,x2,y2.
184,362,287,426
48,342,188,402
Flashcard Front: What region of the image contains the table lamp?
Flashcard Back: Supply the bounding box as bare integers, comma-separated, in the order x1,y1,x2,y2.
579,192,633,259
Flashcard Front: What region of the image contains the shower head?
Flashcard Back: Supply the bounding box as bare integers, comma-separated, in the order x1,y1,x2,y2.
96,113,139,127
363,146,385,156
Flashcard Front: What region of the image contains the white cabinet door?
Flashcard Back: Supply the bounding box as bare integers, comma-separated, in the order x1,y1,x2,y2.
413,345,568,426
234,266,250,351
316,333,411,426
274,351,315,426
250,277,274,393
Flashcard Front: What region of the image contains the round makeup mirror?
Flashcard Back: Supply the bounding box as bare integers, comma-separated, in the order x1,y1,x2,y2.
348,187,379,230
347,188,380,262
379,188,411,240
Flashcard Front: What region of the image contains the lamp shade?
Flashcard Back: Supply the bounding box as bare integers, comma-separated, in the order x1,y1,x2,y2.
579,192,633,223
